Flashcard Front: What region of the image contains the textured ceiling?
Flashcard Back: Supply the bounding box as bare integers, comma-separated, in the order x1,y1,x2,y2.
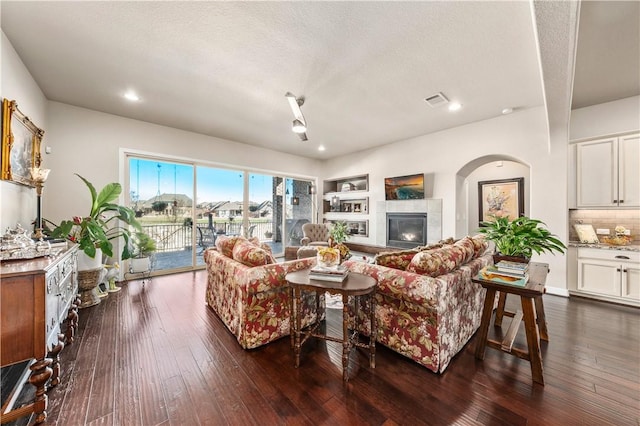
572,1,640,109
1,2,635,160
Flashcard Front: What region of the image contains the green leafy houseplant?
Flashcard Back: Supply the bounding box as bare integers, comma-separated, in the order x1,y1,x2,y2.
329,221,351,260
478,216,566,259
51,174,141,259
131,231,157,258
329,221,350,244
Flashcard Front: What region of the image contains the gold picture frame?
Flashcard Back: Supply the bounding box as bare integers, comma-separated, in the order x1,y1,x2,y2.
1,99,45,186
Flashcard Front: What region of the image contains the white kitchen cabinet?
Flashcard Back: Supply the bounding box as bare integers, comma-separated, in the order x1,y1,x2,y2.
575,134,640,208
571,248,640,306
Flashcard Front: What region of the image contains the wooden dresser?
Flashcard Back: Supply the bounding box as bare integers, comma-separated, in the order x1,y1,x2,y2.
0,245,79,425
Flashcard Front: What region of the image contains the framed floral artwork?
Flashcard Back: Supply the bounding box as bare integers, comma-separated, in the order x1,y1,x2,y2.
1,98,45,186
478,177,524,224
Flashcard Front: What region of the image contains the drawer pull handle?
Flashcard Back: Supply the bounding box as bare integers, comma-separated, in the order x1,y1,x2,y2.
615,255,630,260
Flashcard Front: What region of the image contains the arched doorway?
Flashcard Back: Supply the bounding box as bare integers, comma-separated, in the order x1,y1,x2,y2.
455,155,531,237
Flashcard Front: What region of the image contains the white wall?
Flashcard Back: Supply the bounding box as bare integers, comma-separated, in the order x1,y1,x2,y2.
0,31,48,231
43,102,322,226
321,106,569,292
466,160,531,234
570,95,640,141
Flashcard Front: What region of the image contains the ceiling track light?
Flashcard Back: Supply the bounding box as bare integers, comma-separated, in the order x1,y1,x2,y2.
285,92,308,141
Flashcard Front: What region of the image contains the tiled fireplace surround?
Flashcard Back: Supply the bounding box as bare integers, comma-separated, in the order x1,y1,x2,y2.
569,209,640,243
375,199,443,247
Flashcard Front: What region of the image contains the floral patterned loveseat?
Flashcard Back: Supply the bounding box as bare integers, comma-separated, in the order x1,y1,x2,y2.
342,235,491,373
204,235,322,349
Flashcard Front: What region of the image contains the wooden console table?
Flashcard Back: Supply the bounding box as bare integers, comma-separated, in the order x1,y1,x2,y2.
286,269,377,381
1,245,79,424
473,262,549,385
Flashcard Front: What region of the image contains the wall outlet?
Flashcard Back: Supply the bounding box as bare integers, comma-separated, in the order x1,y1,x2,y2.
596,228,610,235
623,229,631,235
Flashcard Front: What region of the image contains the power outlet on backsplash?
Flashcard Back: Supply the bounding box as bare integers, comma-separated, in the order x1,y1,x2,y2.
596,228,610,235
623,229,631,236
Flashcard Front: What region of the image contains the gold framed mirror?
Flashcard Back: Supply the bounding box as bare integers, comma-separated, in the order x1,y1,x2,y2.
1,98,45,186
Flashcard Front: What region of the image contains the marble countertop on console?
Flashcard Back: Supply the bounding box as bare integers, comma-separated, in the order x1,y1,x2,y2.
569,241,640,252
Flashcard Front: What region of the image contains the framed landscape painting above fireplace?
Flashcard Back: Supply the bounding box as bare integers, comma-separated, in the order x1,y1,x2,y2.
478,177,524,224
384,173,425,200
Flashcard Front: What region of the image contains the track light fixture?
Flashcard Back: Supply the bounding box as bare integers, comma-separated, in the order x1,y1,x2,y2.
285,92,308,141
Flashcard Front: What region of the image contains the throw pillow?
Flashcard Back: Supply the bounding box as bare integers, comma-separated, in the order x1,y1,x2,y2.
406,246,463,277
374,249,419,270
454,237,475,263
215,235,247,258
232,241,276,267
471,235,488,259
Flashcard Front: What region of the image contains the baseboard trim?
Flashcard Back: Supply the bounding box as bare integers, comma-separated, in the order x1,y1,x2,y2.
545,286,569,297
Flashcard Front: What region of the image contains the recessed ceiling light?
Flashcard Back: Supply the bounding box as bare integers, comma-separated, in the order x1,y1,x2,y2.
318,145,326,151
124,91,140,102
448,102,462,112
502,107,514,115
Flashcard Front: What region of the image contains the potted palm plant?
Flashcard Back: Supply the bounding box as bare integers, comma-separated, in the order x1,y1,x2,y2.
129,231,157,273
51,174,141,269
477,216,566,263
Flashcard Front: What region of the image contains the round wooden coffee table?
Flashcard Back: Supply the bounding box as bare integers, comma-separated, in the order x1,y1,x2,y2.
286,269,377,381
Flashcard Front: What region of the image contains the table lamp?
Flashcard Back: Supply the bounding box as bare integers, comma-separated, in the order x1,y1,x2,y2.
30,167,51,240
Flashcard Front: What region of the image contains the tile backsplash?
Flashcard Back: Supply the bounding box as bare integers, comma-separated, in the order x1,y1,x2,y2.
569,209,640,243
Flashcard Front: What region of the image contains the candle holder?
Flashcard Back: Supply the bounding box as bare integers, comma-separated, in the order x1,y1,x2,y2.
30,167,50,240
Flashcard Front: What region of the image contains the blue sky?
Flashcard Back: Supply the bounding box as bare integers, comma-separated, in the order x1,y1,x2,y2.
129,158,276,203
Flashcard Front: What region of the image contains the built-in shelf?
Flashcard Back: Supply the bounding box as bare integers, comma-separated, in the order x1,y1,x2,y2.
324,219,369,237
323,174,368,195
323,197,368,214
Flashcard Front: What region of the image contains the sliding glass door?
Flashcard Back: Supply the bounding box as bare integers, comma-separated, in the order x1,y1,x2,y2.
127,154,315,273
129,158,194,272
195,166,244,266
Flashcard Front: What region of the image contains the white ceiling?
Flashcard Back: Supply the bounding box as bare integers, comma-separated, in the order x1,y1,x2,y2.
1,2,637,160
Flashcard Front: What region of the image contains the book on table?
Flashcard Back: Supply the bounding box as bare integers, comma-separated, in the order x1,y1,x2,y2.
494,260,529,274
478,267,528,287
484,265,529,281
309,264,348,282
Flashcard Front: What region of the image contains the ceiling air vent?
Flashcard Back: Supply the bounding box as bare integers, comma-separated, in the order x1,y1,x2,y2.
424,92,449,108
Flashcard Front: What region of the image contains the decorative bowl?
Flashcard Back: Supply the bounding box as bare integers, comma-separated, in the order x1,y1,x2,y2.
602,235,632,246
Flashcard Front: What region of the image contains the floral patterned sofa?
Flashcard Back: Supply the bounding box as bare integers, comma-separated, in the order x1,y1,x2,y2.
204,235,323,349
342,235,491,373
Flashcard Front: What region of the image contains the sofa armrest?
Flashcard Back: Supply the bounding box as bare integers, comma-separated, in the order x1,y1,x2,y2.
300,237,310,246
343,260,440,308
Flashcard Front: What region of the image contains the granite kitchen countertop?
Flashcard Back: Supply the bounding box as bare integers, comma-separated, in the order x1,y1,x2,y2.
568,241,640,252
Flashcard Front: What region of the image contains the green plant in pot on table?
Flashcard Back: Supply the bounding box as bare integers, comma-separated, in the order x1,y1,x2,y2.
329,221,351,261
477,216,566,263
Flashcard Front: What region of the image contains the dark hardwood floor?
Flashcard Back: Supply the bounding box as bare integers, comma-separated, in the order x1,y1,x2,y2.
38,271,639,425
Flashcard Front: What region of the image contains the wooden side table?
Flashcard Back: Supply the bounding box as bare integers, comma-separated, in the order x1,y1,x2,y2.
473,262,549,385
286,269,377,381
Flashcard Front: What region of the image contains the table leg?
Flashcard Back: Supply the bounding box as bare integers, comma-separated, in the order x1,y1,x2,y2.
369,292,376,369
475,288,496,360
534,295,549,341
495,292,507,327
342,293,350,381
29,357,53,424
289,286,294,350
521,297,544,385
294,287,302,368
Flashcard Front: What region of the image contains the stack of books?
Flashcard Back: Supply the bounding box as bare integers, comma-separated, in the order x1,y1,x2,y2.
309,264,348,282
479,260,529,286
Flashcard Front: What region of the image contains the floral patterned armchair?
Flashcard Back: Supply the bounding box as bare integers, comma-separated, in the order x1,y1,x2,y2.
204,236,323,349
342,235,491,373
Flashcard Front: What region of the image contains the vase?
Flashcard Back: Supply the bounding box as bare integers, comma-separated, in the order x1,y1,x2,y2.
77,267,104,308
76,248,103,308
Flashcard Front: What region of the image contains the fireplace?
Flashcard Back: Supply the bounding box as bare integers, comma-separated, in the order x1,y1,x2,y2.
386,213,427,249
